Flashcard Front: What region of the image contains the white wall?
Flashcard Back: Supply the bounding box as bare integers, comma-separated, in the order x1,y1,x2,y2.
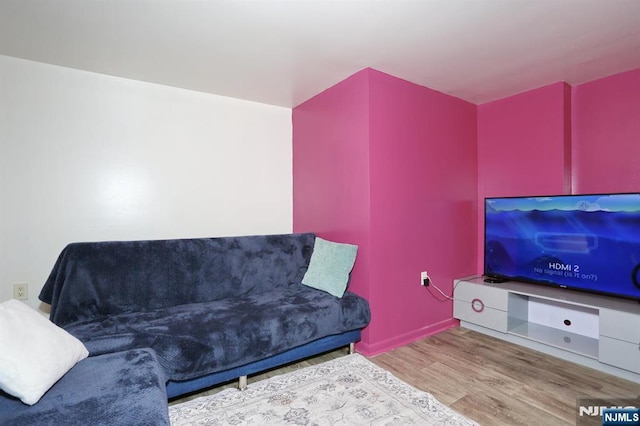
0,55,293,310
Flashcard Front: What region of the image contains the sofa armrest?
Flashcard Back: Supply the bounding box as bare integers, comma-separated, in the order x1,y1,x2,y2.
0,348,169,426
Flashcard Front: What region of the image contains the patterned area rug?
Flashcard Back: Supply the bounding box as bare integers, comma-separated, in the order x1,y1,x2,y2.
169,353,476,425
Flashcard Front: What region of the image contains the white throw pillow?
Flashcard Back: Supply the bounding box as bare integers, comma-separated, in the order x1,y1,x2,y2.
0,299,89,405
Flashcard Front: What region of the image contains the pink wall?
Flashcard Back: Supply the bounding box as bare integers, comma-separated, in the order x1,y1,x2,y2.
476,82,572,271
294,65,640,355
572,68,640,193
475,71,640,272
293,69,477,354
367,70,477,352
293,70,373,344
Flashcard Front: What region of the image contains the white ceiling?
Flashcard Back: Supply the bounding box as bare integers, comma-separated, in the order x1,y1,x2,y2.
1,0,639,108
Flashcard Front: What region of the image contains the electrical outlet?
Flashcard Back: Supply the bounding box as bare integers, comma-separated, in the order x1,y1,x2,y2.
421,271,430,287
13,283,28,300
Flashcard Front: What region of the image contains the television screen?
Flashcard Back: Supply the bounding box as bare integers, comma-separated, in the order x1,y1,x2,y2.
484,193,640,301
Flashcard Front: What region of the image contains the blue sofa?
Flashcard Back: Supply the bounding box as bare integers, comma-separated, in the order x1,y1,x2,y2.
0,348,170,425
38,232,371,400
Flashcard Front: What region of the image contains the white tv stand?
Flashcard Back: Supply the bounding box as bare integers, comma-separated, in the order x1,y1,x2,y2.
453,276,640,383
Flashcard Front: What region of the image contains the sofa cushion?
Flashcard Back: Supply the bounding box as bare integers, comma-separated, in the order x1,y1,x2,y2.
302,237,358,298
0,300,89,405
40,233,316,327
0,348,169,426
64,286,371,382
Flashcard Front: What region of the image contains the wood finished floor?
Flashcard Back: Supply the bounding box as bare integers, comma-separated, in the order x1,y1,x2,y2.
170,327,640,425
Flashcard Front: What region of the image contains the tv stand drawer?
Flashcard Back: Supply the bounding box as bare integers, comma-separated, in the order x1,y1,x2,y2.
600,336,640,374
454,300,508,332
600,308,640,343
454,279,508,310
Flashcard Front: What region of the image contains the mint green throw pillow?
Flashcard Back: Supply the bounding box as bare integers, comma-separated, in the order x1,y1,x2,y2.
302,237,358,298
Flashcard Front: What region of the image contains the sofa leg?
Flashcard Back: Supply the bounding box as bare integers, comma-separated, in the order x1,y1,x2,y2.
238,375,247,391
348,342,355,354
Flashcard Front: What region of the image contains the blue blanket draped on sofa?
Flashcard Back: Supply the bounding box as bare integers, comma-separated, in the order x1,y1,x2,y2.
39,233,371,385
0,348,169,425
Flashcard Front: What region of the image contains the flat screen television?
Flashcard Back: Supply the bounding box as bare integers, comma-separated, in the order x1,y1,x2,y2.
484,193,640,301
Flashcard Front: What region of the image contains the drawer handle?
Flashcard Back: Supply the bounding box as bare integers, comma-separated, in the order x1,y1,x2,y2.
471,298,485,313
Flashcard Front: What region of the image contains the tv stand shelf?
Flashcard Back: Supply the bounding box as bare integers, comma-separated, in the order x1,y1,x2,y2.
453,276,640,383
508,321,598,358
